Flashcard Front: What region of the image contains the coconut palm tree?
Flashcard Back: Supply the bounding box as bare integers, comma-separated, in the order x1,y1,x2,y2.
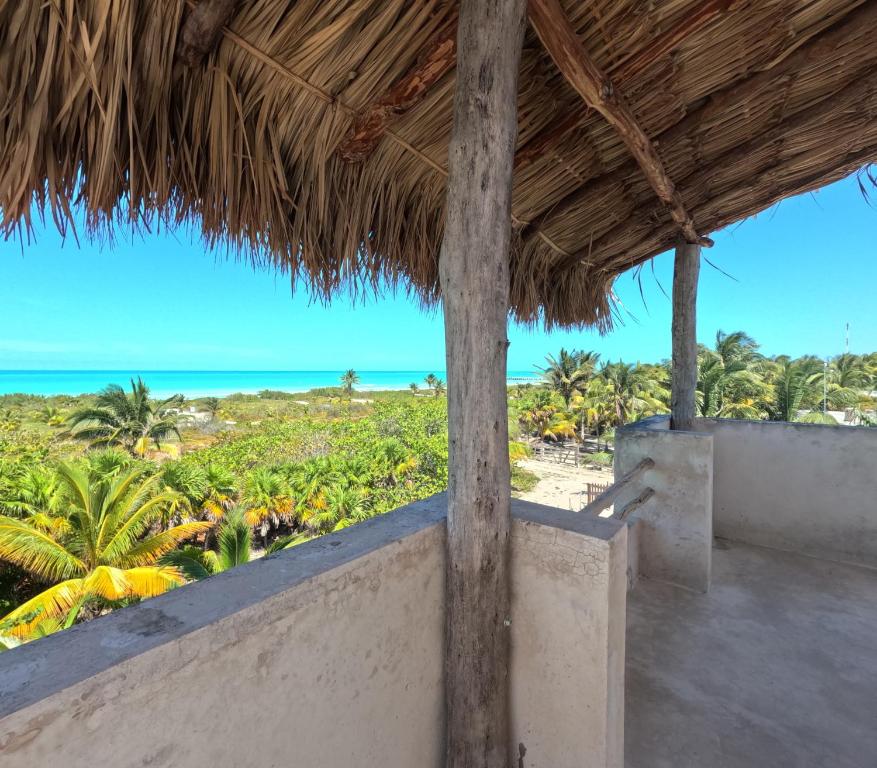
340,369,360,396
0,464,210,638
696,331,766,419
409,382,419,394
573,381,614,446
538,349,599,407
159,511,251,581
202,397,221,420
598,362,669,426
241,467,293,542
432,378,446,397
67,378,185,456
767,357,828,422
424,373,439,393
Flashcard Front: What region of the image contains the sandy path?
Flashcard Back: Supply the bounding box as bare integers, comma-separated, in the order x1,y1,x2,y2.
516,458,615,512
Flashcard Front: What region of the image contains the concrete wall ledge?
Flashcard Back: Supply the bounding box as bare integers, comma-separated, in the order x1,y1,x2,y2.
0,494,627,768
695,417,877,567
615,417,713,592
0,494,448,719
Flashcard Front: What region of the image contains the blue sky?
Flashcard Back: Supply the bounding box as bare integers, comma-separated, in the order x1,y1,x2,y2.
1,173,874,371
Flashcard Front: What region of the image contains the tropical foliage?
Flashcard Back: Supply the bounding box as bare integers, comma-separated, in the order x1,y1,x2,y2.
67,378,185,455
0,344,873,644
0,464,209,638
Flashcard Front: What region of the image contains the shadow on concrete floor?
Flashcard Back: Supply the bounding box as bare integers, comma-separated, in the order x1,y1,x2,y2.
625,540,877,768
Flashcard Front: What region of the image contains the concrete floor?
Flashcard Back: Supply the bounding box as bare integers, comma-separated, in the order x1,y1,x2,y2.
625,540,877,768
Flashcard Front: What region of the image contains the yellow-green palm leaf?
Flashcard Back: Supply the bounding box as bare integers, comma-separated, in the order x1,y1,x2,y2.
117,522,213,567
82,565,185,600
1,579,87,638
0,515,86,581
0,463,207,642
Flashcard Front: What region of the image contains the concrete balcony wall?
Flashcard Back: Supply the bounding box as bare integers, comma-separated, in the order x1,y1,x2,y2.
0,495,627,768
0,496,448,768
696,418,877,567
615,416,714,592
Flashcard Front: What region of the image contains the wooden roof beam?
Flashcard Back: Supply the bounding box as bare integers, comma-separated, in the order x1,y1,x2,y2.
528,0,712,246
516,0,739,168
177,0,243,67
524,0,877,252
337,11,458,163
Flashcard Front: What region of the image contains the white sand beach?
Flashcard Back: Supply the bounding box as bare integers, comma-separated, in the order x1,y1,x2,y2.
516,458,615,512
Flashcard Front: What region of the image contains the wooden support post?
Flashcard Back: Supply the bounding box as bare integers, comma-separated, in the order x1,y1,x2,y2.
438,1,526,766
671,241,700,430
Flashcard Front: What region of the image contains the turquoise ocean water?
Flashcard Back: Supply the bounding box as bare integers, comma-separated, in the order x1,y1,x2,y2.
0,370,540,398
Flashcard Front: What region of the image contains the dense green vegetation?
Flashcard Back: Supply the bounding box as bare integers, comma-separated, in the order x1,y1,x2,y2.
514,333,877,445
0,374,527,646
1,339,874,647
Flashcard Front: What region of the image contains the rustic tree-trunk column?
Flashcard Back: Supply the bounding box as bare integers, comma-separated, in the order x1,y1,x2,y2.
670,240,701,430
438,1,526,766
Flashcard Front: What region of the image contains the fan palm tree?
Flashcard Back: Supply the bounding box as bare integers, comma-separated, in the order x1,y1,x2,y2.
67,378,185,456
538,349,599,407
201,464,238,522
340,369,360,396
0,464,210,638
310,486,370,533
159,511,251,581
0,466,66,527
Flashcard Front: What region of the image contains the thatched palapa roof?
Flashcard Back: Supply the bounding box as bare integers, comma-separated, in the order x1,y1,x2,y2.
1,0,875,327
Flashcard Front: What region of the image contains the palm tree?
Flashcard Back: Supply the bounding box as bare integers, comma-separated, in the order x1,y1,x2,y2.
159,511,251,581
241,467,293,543
823,353,872,411
432,378,446,397
307,485,370,532
573,381,614,446
201,464,238,522
767,357,827,422
696,331,765,419
67,378,185,456
340,369,360,396
0,466,66,523
40,405,66,426
203,397,221,420
424,373,439,393
598,362,668,426
0,464,210,639
409,382,419,395
538,349,599,407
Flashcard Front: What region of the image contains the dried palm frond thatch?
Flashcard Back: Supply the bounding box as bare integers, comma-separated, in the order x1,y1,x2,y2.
1,0,875,328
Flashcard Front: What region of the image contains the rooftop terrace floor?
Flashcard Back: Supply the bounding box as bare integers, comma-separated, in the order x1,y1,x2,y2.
625,539,877,768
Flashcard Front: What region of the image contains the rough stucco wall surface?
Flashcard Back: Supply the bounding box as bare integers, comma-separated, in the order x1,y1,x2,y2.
615,417,713,592
0,495,628,768
0,497,447,768
698,418,877,566
510,501,627,768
